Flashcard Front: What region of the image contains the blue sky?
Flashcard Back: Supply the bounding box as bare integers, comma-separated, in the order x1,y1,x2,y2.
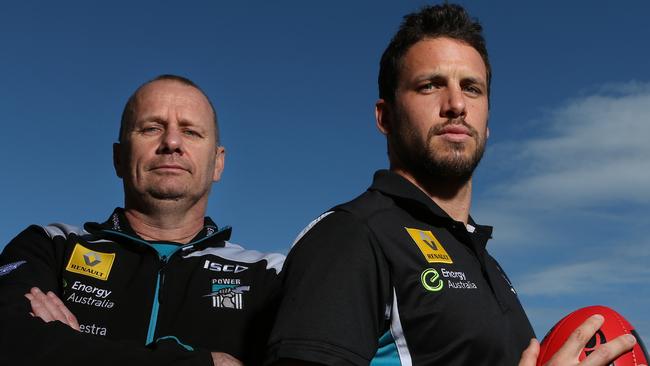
1,1,648,341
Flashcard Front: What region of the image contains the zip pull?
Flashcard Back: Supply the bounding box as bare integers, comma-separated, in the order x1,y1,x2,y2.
160,272,166,291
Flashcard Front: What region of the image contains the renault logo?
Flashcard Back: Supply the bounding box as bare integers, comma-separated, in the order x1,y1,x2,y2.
83,252,102,267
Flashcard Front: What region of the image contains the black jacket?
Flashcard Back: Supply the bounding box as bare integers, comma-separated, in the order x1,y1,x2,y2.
0,208,284,366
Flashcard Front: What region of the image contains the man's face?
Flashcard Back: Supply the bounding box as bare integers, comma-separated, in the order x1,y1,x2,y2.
114,80,224,206
377,37,489,182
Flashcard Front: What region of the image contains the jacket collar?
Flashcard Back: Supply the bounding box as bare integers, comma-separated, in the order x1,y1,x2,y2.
85,208,231,248
369,170,493,241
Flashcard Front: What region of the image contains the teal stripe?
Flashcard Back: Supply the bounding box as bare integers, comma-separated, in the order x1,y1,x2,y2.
150,243,178,258
102,228,225,345
142,243,185,345
371,331,401,365
146,271,162,345
102,229,168,344
156,335,195,351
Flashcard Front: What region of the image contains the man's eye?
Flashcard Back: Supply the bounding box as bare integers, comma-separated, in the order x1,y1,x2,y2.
141,126,161,134
419,83,436,92
183,130,201,137
419,80,445,93
463,86,482,95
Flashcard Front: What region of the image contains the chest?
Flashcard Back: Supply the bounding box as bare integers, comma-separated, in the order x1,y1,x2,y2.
367,214,532,364
57,239,277,355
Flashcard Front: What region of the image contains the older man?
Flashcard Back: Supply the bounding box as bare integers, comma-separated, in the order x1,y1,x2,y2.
0,75,283,365
265,4,638,366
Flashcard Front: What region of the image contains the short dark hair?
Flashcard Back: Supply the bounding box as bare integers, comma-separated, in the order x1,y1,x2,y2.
378,3,491,103
118,74,220,144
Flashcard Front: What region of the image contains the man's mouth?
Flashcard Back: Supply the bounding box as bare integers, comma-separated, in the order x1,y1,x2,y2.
436,125,473,142
150,164,188,172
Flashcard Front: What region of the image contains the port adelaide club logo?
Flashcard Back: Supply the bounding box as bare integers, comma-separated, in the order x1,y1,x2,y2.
202,259,250,310
204,279,250,310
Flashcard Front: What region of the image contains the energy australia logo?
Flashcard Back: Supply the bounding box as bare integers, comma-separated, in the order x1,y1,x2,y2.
421,268,444,292
204,278,250,310
0,261,26,277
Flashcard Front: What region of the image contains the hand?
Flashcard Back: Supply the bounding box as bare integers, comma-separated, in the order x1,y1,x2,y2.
211,352,243,366
518,314,643,366
24,287,80,331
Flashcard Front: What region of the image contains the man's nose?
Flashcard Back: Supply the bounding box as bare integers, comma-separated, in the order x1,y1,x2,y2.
440,86,466,119
158,127,183,154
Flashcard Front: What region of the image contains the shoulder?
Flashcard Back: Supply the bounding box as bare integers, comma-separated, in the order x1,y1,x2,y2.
290,190,395,253
290,210,367,252
334,189,395,219
0,222,89,270
4,222,88,249
40,222,89,239
286,209,388,278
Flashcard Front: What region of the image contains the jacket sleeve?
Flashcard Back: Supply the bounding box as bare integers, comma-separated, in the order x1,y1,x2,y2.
0,225,213,366
265,212,391,366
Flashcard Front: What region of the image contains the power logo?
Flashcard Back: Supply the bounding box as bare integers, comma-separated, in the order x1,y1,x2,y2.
65,244,115,281
204,284,251,310
405,228,453,264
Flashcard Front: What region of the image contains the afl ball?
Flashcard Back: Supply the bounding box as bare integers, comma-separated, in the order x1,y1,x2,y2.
538,306,648,366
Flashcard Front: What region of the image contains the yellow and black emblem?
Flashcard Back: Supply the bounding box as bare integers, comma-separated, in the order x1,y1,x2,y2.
65,244,115,281
405,228,453,264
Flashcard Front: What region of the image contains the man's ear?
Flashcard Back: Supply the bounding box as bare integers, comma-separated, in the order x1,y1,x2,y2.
212,146,226,182
375,99,391,136
113,143,124,178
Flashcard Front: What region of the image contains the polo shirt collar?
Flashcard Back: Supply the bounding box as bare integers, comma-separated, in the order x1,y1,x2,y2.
368,170,493,240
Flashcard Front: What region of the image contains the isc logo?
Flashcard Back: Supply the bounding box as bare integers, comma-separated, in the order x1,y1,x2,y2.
203,260,248,273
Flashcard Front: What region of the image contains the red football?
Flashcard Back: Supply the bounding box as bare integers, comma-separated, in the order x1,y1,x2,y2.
538,306,648,366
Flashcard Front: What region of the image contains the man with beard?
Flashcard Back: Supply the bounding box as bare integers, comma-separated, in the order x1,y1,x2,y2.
0,75,284,366
265,4,638,366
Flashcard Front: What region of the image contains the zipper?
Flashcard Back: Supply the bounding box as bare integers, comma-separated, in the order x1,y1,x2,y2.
144,245,191,345
100,229,214,345
145,255,169,345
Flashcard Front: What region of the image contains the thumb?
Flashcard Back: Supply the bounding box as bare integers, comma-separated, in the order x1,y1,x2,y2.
518,338,540,366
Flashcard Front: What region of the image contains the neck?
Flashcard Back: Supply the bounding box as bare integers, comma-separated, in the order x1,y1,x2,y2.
123,201,207,243
392,167,473,225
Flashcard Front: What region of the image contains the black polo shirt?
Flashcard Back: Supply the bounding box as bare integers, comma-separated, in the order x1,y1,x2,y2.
266,170,534,366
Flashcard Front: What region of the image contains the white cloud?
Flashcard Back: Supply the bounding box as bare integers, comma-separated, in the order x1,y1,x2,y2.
471,82,650,343
474,82,650,303
488,83,650,209
517,257,650,296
